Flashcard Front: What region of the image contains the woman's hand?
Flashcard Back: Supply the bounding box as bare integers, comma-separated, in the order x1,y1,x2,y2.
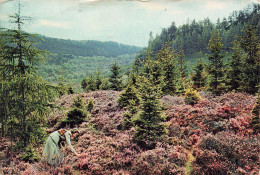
74,152,81,157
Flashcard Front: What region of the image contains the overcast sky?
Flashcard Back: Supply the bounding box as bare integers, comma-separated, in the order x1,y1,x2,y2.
0,0,258,47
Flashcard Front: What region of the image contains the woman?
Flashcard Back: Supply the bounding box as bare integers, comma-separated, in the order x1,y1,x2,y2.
42,128,80,166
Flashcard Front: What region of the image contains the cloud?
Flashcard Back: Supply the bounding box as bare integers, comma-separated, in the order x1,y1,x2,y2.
38,19,70,28
138,1,167,11
204,1,226,10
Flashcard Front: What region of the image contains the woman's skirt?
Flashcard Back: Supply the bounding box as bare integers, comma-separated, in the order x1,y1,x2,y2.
42,136,64,166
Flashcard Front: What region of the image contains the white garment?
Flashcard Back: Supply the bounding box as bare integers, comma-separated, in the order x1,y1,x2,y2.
42,130,76,165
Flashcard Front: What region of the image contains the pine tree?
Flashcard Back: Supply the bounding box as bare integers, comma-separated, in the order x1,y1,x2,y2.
176,48,188,95
239,25,259,94
155,43,178,95
0,1,58,148
109,61,123,91
207,30,225,95
81,76,88,91
192,56,207,90
118,85,140,108
88,73,96,91
226,40,244,91
96,67,103,90
133,53,167,149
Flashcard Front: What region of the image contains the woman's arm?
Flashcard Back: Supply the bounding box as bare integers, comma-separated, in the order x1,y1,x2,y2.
65,131,79,156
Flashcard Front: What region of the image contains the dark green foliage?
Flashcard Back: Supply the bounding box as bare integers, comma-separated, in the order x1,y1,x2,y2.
176,48,188,95
37,36,142,58
86,99,95,112
109,61,123,91
134,77,167,149
154,44,178,95
207,31,225,95
68,86,74,94
136,3,259,60
58,76,68,96
81,76,88,91
239,25,259,94
192,57,207,90
96,68,103,90
63,96,88,127
81,74,96,92
0,3,58,148
133,68,167,149
122,112,134,130
20,145,40,163
226,40,244,91
88,74,97,91
118,85,140,108
184,88,201,105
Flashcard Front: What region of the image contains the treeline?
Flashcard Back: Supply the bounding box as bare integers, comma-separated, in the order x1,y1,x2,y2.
38,53,135,84
37,36,142,58
137,3,260,59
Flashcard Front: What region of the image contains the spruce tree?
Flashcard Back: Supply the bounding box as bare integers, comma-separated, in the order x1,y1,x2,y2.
239,25,259,94
133,54,167,149
192,57,207,90
155,43,177,95
207,30,225,95
226,40,244,91
134,75,167,149
81,76,88,91
109,61,123,91
0,2,57,148
176,48,188,95
96,67,103,90
88,73,96,91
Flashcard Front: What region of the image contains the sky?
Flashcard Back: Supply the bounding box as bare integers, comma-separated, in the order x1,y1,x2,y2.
0,0,259,47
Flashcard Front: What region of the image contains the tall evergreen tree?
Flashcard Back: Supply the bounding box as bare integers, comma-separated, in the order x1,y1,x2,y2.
0,2,57,148
176,48,188,95
207,30,225,95
109,61,123,91
155,43,178,95
226,40,244,91
95,67,103,90
133,53,167,149
192,56,207,90
88,73,96,91
239,25,259,94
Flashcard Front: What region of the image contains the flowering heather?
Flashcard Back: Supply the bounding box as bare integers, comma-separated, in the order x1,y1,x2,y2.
0,91,258,174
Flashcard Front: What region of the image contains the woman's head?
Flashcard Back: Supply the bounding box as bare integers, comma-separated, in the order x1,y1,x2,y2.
70,128,80,138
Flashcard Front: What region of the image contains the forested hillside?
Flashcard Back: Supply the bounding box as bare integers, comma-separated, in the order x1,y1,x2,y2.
0,1,259,175
35,36,141,86
37,36,142,58
137,3,260,59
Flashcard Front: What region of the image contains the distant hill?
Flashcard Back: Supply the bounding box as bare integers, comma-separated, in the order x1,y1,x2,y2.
37,36,142,58
136,3,260,60
35,36,142,88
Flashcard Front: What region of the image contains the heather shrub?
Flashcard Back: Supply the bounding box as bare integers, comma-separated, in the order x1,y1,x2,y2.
193,132,260,174
251,95,260,133
130,144,187,174
184,88,201,105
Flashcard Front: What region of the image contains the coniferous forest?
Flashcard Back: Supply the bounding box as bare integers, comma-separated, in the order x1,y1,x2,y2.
0,1,260,174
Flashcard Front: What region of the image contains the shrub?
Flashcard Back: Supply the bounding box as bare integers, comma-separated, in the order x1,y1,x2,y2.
86,98,95,112
62,96,88,127
184,88,201,105
20,145,40,163
251,95,260,133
